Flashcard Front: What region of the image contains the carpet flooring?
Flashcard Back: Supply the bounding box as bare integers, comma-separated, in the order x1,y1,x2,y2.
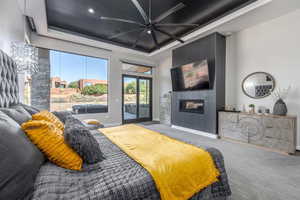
141,124,300,200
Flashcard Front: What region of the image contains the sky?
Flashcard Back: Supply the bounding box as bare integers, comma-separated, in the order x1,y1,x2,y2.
50,50,108,84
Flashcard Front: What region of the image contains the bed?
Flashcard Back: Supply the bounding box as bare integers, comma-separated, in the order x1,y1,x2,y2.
32,129,231,200
0,49,231,200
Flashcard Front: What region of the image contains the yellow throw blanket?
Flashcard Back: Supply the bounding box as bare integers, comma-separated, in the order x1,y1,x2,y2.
100,124,219,200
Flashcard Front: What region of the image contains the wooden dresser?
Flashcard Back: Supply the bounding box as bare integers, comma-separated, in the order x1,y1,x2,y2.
218,111,297,154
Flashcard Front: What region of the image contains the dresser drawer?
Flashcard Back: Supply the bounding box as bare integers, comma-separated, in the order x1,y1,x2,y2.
219,112,239,123
219,112,245,141
263,117,295,142
250,136,295,153
220,126,248,142
263,117,294,130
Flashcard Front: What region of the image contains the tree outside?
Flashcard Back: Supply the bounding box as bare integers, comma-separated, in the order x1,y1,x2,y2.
125,82,136,94
124,80,149,103
82,84,108,95
68,81,79,88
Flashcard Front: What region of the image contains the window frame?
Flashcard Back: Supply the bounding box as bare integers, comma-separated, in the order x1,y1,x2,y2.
121,61,153,77
48,49,110,114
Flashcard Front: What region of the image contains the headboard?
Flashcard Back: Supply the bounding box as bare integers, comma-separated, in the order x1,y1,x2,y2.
0,49,19,107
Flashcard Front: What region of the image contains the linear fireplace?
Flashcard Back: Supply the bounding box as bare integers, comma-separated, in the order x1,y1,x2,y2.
179,99,204,114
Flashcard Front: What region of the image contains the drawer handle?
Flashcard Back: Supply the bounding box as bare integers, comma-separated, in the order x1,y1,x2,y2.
266,126,273,128
265,136,274,138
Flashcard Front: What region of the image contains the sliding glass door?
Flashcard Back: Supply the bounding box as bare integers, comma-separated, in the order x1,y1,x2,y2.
123,76,138,122
122,75,152,123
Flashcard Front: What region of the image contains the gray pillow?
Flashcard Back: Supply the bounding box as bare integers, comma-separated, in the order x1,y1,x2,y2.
52,111,73,124
0,105,32,125
0,111,45,200
65,115,85,126
64,117,104,164
19,103,40,115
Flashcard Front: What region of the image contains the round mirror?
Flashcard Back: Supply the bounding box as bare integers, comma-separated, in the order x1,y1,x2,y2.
242,72,275,99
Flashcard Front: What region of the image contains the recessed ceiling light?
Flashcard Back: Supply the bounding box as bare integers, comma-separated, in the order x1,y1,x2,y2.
88,8,95,14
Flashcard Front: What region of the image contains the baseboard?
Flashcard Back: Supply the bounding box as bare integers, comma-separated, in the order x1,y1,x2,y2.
297,146,300,151
104,122,122,127
171,125,218,139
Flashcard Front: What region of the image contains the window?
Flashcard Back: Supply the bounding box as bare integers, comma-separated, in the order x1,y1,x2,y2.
122,62,152,75
84,82,92,87
49,50,108,114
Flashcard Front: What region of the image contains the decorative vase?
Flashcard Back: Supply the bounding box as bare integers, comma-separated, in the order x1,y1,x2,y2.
273,98,287,116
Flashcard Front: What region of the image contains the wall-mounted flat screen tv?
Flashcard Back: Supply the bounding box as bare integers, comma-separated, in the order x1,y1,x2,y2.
171,60,210,91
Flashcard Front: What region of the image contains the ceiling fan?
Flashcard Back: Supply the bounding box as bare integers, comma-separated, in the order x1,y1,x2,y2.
100,0,199,50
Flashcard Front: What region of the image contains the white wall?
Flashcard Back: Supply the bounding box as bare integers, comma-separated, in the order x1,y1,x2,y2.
156,9,300,148
31,34,159,126
156,51,172,124
226,9,300,148
157,52,173,98
0,0,24,55
0,0,27,102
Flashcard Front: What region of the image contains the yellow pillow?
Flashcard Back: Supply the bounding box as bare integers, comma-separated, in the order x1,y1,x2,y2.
32,110,64,131
21,120,82,170
83,119,101,125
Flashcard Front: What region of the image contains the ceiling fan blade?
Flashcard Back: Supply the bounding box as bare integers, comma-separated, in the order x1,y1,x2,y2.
149,0,152,22
130,0,149,23
153,3,185,23
155,23,199,27
153,27,184,43
100,16,145,27
150,29,159,49
132,29,146,48
109,28,145,39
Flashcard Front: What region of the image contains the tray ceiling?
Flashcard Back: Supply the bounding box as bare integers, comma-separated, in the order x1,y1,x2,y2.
46,0,256,53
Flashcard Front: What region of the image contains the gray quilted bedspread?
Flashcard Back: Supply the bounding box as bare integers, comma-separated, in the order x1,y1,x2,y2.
31,130,231,200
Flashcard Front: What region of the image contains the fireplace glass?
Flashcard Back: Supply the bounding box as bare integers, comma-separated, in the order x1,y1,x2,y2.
179,99,204,114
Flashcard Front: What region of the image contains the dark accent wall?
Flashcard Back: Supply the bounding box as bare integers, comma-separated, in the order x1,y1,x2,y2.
31,48,50,110
171,33,226,134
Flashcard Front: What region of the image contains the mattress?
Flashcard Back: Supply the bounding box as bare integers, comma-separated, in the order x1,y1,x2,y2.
31,129,231,200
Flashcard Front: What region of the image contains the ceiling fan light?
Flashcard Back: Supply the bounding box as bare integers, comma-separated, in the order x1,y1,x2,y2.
88,8,95,14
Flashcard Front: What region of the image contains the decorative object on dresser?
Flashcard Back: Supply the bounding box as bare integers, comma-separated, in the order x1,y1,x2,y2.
219,111,297,154
248,104,255,114
257,109,262,114
272,86,291,116
273,99,288,116
242,72,275,99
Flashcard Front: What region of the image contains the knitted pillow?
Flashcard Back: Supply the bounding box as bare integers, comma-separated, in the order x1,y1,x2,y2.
64,116,85,126
52,111,73,124
64,117,104,164
21,120,82,170
32,110,64,131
